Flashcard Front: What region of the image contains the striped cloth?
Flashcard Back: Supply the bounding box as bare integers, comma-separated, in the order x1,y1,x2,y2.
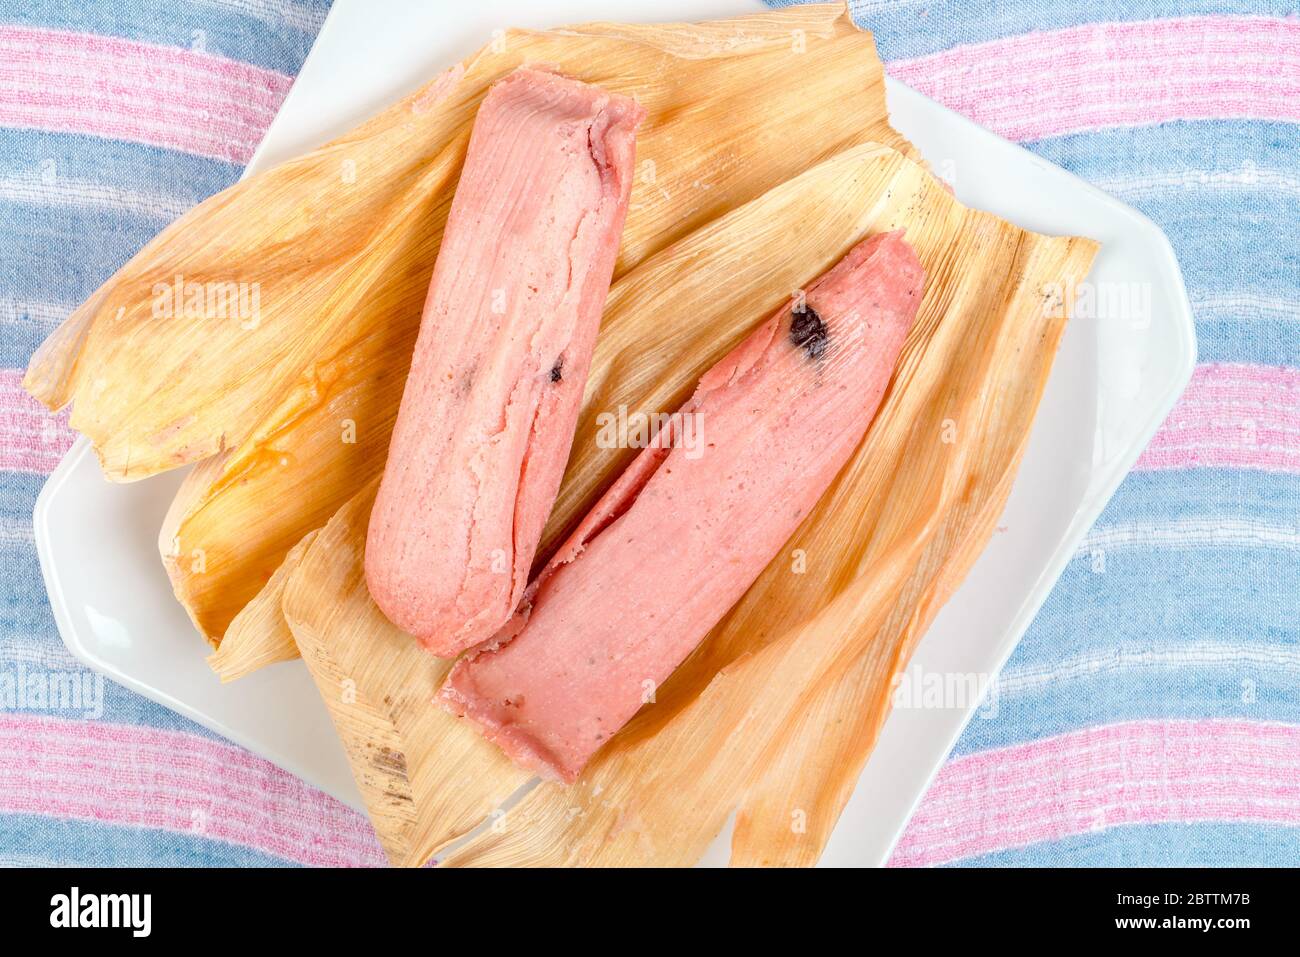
0,0,1295,866
1,0,384,867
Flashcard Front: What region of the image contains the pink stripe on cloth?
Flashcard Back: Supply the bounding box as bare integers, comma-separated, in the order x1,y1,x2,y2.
0,26,293,164
1,369,74,474
888,16,1300,142
890,719,1300,866
0,714,384,867
1136,363,1300,472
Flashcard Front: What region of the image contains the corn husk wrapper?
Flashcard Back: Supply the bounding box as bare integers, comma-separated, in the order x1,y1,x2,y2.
207,529,317,682
129,3,913,651
284,138,1097,866
282,481,531,867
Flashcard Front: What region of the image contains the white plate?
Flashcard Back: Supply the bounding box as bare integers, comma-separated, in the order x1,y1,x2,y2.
33,0,1196,866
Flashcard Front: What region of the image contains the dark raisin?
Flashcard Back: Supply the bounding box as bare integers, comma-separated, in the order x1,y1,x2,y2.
789,306,829,360
549,357,564,382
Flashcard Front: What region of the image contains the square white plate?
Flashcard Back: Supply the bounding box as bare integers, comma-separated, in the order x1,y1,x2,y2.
33,0,1195,866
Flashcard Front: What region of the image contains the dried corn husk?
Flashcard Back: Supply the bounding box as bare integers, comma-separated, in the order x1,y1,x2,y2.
139,3,913,653
283,138,1097,865
282,480,531,866
159,298,417,647
207,529,317,682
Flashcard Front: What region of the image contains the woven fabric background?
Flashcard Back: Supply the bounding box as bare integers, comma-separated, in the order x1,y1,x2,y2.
1,0,1296,865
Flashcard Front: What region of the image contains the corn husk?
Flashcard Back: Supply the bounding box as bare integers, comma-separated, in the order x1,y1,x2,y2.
207,529,317,682
282,480,531,866
133,3,913,652
283,138,1097,865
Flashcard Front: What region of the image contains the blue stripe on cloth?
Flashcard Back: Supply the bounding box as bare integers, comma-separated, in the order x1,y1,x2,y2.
764,0,1300,61
0,814,294,867
1025,122,1300,364
948,821,1300,867
0,302,68,371
1029,120,1300,186
0,475,60,643
1192,311,1300,369
0,0,332,74
0,129,241,213
1108,196,1300,363
0,130,243,367
1,205,200,304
